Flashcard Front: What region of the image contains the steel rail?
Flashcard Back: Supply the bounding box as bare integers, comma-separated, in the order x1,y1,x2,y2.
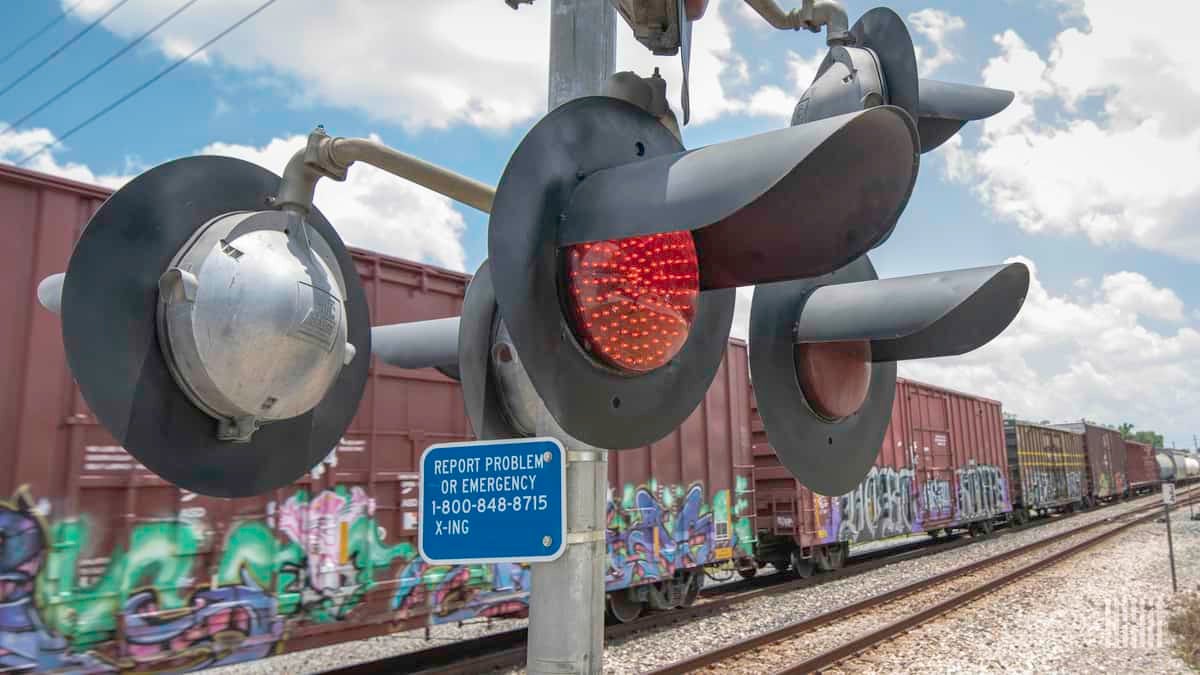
318,495,1138,675
778,502,1179,673
647,492,1192,675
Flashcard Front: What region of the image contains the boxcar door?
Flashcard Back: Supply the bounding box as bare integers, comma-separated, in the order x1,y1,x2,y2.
913,386,954,530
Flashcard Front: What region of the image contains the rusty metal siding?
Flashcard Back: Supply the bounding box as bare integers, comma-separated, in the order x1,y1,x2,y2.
1005,420,1087,510
751,377,1010,551
0,165,108,500
608,340,755,577
1124,440,1159,491
1052,422,1128,499
0,165,756,672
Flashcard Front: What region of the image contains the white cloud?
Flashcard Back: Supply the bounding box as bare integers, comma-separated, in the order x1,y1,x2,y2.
742,49,826,121
72,0,552,132
1100,271,1185,323
76,0,824,131
898,255,1200,441
0,126,132,189
2,126,468,270
947,3,1200,260
907,9,965,76
199,135,468,270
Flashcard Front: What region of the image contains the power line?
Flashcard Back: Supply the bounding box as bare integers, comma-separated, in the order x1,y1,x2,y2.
0,1,85,68
0,0,133,101
0,0,205,137
16,0,283,168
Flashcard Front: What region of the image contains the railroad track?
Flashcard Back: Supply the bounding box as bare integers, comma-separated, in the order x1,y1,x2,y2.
648,493,1192,675
315,492,1164,675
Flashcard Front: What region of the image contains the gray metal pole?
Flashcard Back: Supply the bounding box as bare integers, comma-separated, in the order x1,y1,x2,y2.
1166,498,1178,593
526,2,615,674
547,0,617,110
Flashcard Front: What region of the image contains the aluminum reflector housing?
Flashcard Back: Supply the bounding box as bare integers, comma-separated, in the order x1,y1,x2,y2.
59,156,370,498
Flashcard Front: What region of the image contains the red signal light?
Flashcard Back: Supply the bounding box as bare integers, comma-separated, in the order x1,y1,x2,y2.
562,232,700,373
794,341,872,420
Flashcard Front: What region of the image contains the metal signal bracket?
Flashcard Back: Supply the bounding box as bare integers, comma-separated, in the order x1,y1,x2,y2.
274,126,496,216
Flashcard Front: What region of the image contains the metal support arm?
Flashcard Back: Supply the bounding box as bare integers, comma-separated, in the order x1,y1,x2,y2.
742,0,850,44
275,127,496,216
371,317,461,370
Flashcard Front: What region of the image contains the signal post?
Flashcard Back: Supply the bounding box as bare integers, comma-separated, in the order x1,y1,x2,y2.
523,3,615,673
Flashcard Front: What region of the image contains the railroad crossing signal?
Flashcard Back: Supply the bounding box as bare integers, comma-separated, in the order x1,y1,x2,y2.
750,7,1029,496
49,156,371,498
32,3,1029,505
480,94,918,449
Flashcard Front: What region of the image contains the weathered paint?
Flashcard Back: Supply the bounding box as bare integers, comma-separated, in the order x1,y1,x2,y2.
1050,422,1128,500
753,378,1011,549
1124,440,1160,492
1006,420,1087,510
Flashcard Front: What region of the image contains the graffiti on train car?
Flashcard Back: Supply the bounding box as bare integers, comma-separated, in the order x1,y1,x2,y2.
955,464,1008,521
1022,460,1086,506
834,466,917,543
922,479,953,520
605,478,755,591
1,478,752,672
828,464,1009,544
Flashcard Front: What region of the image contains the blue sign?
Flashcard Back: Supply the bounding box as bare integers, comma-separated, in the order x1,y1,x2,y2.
419,437,566,565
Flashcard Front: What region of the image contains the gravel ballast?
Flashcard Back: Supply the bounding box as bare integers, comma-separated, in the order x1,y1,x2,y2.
204,491,1188,675
831,498,1199,674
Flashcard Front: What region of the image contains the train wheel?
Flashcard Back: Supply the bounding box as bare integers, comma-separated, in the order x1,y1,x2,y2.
680,573,703,607
789,550,816,578
979,518,994,537
815,543,848,571
606,592,644,624
737,566,758,580
1013,509,1029,526
928,528,943,540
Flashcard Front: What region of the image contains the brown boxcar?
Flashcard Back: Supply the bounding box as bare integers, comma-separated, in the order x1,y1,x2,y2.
0,164,754,672
1005,420,1087,517
1124,439,1159,495
751,377,1011,574
1050,422,1128,502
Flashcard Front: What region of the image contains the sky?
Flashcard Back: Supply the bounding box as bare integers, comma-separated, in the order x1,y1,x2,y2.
1,0,1198,447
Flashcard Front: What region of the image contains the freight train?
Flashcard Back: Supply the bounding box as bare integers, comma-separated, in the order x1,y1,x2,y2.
0,164,1190,672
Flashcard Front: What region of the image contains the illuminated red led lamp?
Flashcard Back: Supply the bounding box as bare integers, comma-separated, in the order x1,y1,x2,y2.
562,231,700,373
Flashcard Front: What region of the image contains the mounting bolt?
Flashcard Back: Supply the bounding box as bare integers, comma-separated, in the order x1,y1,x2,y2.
542,536,552,547
543,450,554,463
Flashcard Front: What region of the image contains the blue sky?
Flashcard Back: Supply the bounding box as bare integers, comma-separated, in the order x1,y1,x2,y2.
2,0,1199,446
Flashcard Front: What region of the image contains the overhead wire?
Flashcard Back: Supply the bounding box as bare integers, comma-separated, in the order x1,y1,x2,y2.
0,1,85,68
0,0,134,101
0,0,205,137
16,0,283,168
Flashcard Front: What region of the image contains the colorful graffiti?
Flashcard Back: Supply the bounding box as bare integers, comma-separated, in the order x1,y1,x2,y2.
2,477,750,672
824,464,1009,544
955,464,1008,521
392,560,532,624
604,479,754,590
922,479,953,521
834,467,917,543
